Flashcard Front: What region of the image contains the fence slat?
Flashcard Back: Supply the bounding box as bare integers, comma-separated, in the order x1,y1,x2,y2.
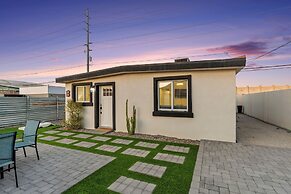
0,97,65,128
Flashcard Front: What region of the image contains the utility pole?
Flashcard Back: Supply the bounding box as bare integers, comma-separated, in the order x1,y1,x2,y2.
85,8,92,72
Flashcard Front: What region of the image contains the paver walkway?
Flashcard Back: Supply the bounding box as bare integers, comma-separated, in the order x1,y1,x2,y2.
189,140,291,194
0,144,114,194
237,114,291,148
108,176,156,194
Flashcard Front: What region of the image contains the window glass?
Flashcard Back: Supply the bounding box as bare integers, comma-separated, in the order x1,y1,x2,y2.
174,80,187,110
85,85,90,101
76,86,84,102
159,81,172,109
76,85,90,102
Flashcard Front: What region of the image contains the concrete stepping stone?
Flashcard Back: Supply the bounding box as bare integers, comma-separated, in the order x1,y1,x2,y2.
73,141,97,148
135,141,159,149
129,161,167,178
91,136,111,142
111,138,133,145
122,148,150,158
154,153,185,164
163,145,190,153
96,144,121,153
56,138,78,144
37,134,44,138
43,130,60,134
73,134,93,139
58,132,75,136
39,136,60,141
108,176,156,194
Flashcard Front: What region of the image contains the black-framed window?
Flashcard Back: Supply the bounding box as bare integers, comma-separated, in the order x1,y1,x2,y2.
153,75,193,118
72,82,93,106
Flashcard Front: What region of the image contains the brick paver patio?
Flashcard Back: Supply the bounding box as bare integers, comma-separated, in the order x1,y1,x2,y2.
122,148,150,158
56,138,78,144
91,136,111,142
153,153,185,164
73,141,97,148
135,141,159,149
96,144,122,153
43,130,60,134
73,134,93,139
108,176,156,194
163,145,190,153
39,136,60,141
189,140,291,194
57,132,75,136
111,138,133,145
129,161,167,178
0,144,114,194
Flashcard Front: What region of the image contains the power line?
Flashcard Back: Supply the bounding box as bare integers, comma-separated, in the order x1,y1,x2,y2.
248,40,291,61
0,53,227,78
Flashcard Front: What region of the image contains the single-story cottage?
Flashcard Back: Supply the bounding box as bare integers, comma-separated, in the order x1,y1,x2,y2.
56,57,246,142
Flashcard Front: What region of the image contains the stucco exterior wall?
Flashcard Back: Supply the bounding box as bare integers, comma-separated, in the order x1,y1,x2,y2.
65,69,237,142
238,89,291,131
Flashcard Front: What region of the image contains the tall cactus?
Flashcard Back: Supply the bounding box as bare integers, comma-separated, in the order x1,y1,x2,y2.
126,99,136,135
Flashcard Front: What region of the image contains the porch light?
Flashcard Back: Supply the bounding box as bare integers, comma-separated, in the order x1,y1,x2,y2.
90,87,95,93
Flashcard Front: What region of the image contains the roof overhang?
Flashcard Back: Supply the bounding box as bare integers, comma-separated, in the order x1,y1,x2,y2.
56,57,246,83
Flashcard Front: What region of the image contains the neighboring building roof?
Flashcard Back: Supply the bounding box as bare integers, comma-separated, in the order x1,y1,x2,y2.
19,85,65,95
0,80,42,88
56,57,246,83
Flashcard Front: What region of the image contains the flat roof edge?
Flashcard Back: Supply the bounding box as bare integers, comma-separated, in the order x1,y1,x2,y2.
56,57,246,83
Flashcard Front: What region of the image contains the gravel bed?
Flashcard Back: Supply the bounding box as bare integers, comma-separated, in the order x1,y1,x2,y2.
107,132,199,145
55,128,199,145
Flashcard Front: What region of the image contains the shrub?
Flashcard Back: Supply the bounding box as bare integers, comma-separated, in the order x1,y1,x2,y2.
126,99,136,135
65,100,83,130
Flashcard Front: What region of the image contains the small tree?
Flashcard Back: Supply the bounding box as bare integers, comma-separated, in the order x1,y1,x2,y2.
126,99,136,135
65,100,83,130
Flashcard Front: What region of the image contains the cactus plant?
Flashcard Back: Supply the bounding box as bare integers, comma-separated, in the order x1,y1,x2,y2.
126,99,136,135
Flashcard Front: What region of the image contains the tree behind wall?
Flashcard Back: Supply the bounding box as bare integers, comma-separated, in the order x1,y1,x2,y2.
65,100,83,130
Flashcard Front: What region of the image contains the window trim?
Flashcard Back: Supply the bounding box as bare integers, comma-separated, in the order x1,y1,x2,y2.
72,82,93,106
153,75,193,118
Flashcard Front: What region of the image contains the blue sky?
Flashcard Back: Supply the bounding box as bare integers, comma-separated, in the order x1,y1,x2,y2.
0,0,290,86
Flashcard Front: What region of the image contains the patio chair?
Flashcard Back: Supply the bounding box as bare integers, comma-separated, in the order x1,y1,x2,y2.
0,132,18,187
15,120,40,160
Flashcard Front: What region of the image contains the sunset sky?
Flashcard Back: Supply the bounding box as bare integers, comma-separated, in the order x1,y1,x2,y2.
0,0,290,86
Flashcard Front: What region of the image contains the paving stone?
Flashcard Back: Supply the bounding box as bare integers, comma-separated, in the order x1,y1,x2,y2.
39,136,60,141
108,176,156,194
57,132,75,136
73,141,97,148
73,134,93,139
91,136,111,142
189,140,291,194
129,161,167,178
111,138,133,145
0,143,114,194
153,153,185,164
56,138,78,144
122,148,150,157
163,145,190,153
96,144,122,153
43,130,60,134
135,141,159,149
37,134,44,137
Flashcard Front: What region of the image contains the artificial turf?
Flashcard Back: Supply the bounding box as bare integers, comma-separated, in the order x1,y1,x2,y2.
0,127,198,194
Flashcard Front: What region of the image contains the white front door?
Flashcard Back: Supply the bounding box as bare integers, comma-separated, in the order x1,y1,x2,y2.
99,86,113,128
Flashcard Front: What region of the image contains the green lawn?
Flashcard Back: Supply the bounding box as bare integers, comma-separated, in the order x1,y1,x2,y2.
0,127,198,194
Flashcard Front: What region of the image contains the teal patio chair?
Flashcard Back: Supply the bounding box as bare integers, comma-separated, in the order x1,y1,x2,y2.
0,132,18,187
15,120,40,160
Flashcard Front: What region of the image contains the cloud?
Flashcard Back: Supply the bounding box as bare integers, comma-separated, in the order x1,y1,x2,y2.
207,41,268,56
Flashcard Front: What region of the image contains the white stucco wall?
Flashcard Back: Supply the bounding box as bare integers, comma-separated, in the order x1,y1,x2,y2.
65,69,237,142
238,89,291,131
